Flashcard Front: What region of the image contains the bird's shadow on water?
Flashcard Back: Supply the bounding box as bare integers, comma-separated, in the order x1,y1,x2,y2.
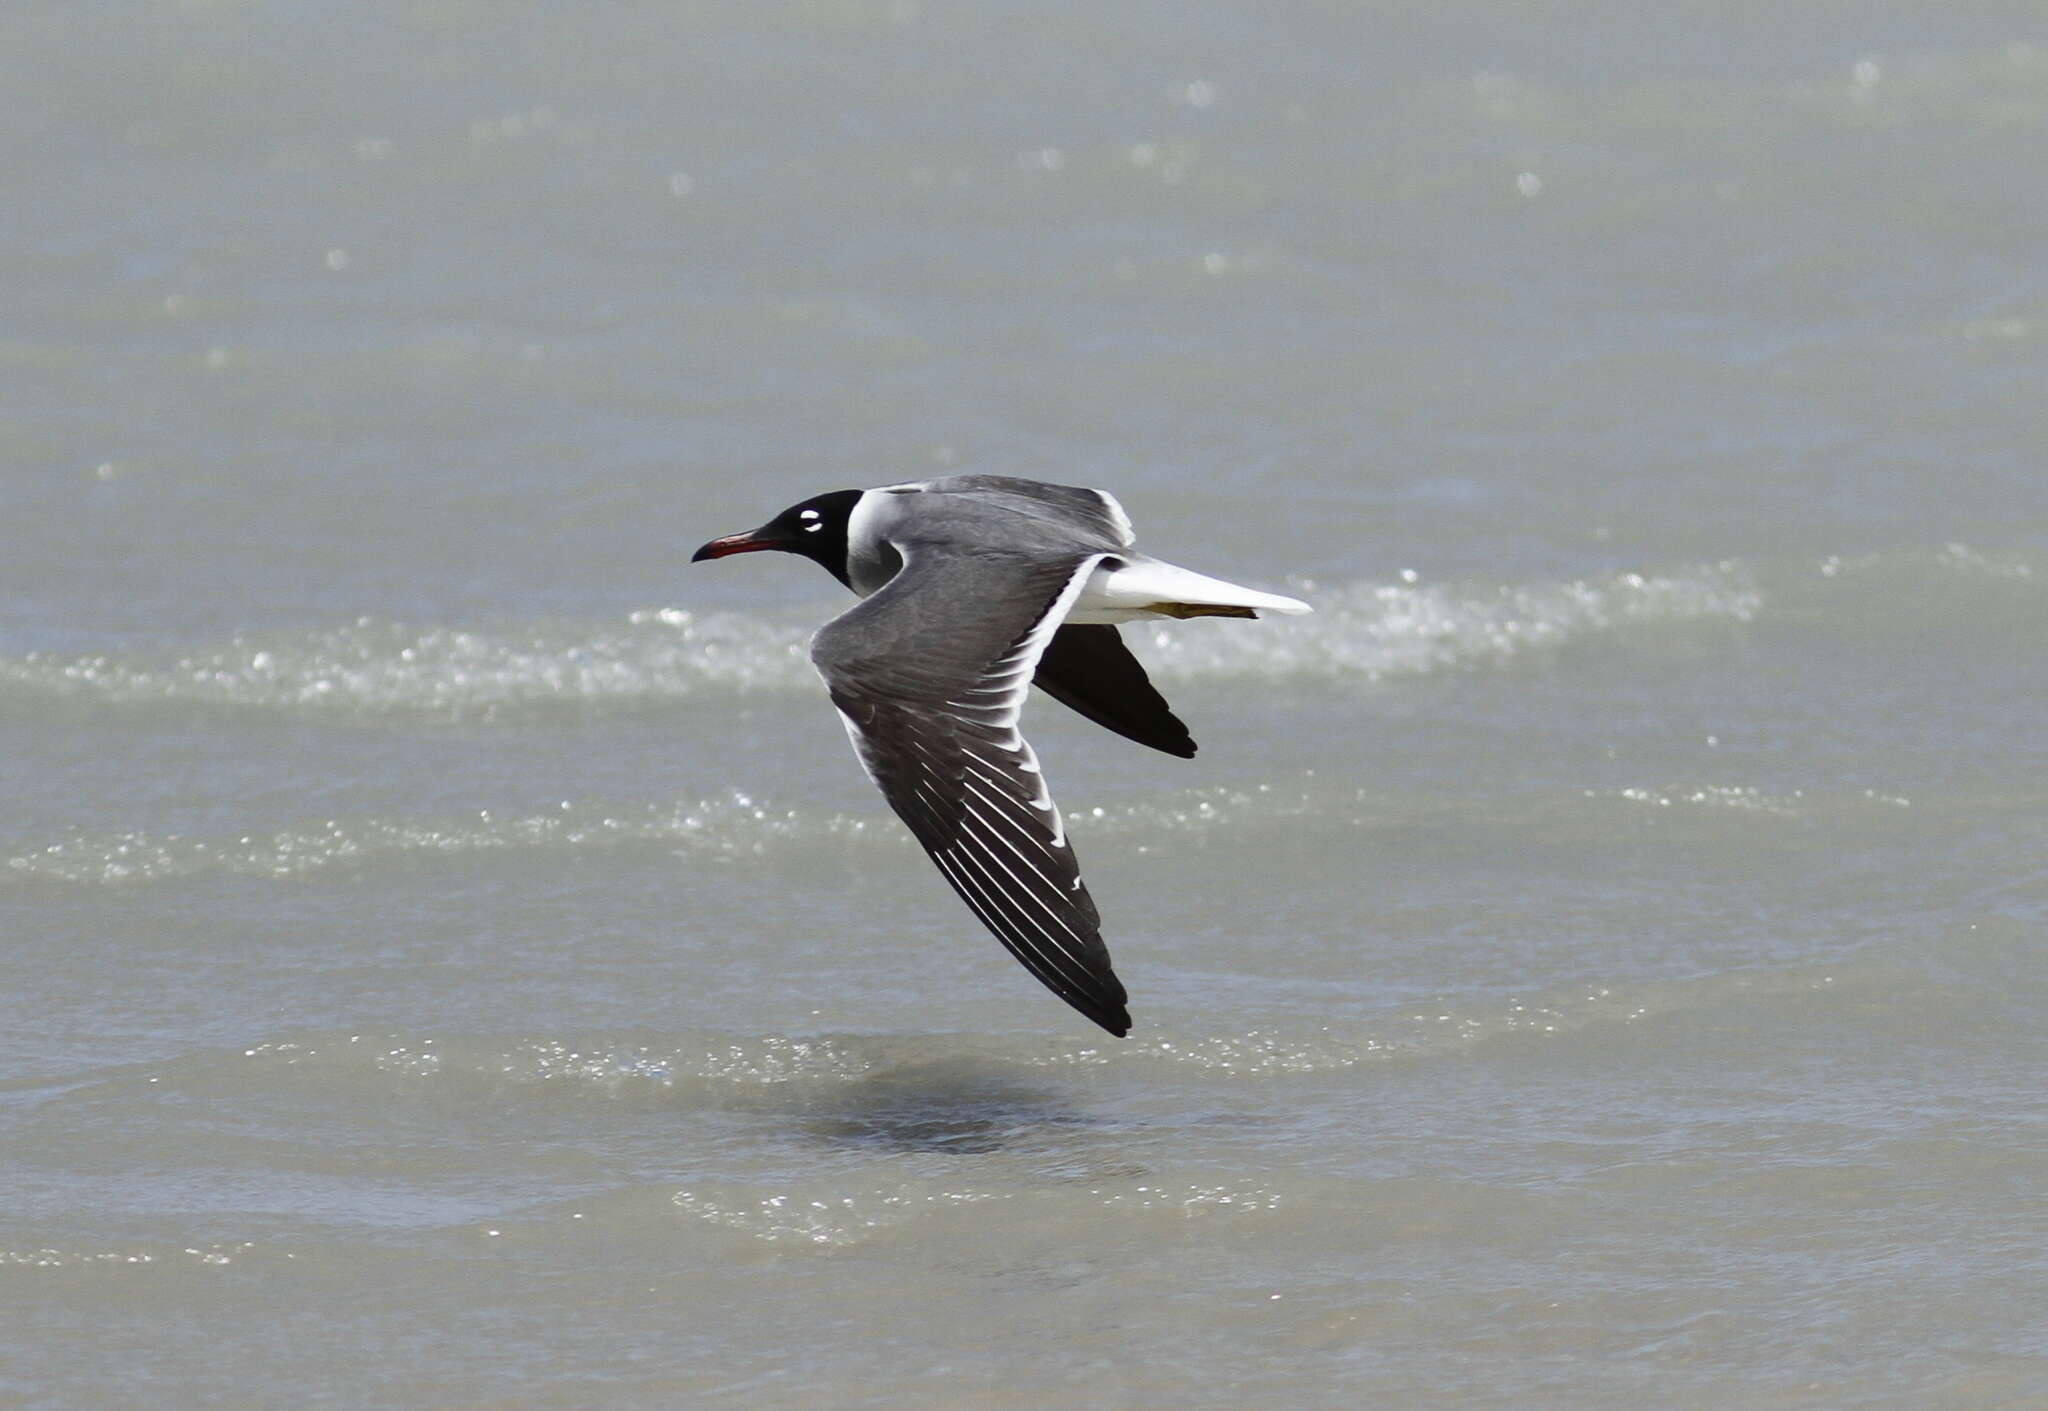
795,1058,1095,1157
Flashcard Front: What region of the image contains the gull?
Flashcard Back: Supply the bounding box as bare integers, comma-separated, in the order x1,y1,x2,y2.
694,475,1309,1035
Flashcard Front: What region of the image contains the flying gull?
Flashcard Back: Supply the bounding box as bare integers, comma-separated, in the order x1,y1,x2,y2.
693,474,1310,1035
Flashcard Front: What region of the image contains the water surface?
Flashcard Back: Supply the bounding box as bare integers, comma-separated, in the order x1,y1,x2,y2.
5,3,2047,1406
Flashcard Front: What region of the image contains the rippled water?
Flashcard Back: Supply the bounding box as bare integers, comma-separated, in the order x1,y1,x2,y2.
7,3,2048,1407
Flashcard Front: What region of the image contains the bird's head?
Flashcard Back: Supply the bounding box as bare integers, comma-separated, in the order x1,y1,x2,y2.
691,489,863,587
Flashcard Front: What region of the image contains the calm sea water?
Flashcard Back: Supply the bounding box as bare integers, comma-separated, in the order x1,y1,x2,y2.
6,3,2048,1407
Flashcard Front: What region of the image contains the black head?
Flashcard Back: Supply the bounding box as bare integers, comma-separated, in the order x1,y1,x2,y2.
691,489,863,588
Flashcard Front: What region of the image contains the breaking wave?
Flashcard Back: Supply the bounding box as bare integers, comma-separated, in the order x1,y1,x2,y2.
0,564,1761,720
2,781,1321,887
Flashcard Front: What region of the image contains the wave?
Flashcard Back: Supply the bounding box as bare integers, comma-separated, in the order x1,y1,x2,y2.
664,1170,1291,1248
1809,541,2044,586
2,789,864,885
16,960,1854,1111
0,956,1905,1257
10,770,1926,889
0,1241,274,1272
1,780,1325,887
0,609,816,717
0,564,1760,720
1582,784,1913,817
1130,562,1760,681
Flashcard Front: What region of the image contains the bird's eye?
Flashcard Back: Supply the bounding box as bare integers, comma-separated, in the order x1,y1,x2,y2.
799,509,820,520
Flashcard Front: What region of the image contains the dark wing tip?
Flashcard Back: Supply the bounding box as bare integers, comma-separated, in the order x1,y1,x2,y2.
1059,990,1130,1037
997,935,1133,1038
1063,962,1133,1036
1051,966,1131,1036
1033,625,1199,760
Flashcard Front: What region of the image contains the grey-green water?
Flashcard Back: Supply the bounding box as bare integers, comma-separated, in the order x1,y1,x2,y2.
5,3,2047,1407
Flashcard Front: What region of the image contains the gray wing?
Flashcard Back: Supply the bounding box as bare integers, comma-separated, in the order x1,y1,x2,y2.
811,546,1132,1036
917,475,1135,551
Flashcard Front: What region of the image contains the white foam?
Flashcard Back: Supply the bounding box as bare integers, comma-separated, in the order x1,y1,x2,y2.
0,781,1337,888
0,609,816,718
667,1176,1283,1247
1132,563,1763,681
3,791,885,886
0,1241,268,1270
0,567,1763,719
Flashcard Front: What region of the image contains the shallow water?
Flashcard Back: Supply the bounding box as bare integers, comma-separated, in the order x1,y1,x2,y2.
6,2,2048,1407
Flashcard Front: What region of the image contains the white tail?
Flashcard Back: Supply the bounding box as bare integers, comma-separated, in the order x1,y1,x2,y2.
1066,556,1313,625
